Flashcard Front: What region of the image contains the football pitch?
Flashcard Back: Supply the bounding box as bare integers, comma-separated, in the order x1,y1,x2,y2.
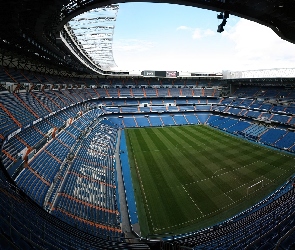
125,125,295,236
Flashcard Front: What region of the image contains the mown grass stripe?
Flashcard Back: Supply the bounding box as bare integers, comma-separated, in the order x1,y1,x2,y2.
154,129,210,183
133,128,197,231
126,125,295,236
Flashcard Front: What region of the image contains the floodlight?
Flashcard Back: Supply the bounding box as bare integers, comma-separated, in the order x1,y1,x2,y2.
217,24,224,33
217,13,224,19
224,11,230,19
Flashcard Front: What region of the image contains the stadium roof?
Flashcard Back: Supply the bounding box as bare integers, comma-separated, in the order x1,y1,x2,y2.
224,68,295,79
0,0,294,74
66,5,119,71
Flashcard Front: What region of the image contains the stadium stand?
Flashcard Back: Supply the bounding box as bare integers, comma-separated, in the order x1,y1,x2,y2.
241,124,268,139
185,114,200,124
275,131,295,149
226,120,251,134
1,80,295,249
259,128,287,145
161,115,176,126
50,120,121,239
173,114,189,125
149,115,163,127
136,116,151,127
196,113,211,124
0,0,293,245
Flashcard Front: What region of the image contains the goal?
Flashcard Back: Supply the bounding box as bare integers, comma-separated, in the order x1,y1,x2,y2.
247,180,264,196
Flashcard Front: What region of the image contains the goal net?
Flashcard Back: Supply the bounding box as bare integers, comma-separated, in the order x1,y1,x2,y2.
247,180,264,196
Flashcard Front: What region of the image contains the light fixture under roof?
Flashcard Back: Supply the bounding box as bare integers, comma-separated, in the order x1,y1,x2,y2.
66,4,119,71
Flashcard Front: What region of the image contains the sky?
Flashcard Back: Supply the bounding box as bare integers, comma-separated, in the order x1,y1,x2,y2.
110,2,295,73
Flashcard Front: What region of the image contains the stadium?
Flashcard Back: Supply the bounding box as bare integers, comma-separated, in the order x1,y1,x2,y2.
1,1,295,249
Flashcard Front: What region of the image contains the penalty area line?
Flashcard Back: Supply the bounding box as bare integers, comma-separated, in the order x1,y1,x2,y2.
223,192,235,203
182,185,204,217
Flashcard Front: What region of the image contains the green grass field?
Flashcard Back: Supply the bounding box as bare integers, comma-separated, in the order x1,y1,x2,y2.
125,125,295,237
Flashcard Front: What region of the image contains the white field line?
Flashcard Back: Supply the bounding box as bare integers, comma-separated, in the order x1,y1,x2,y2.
131,141,156,231
182,185,204,216
224,192,235,203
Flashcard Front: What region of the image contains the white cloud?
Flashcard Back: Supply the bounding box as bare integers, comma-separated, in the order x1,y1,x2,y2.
192,28,202,39
177,26,215,40
192,28,215,39
204,29,215,37
113,18,295,72
222,19,295,70
113,39,155,52
176,25,191,31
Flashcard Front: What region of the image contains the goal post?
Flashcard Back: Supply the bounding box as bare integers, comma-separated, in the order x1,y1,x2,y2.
247,180,264,196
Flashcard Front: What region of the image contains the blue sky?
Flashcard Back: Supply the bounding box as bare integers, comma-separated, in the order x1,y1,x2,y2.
111,2,295,73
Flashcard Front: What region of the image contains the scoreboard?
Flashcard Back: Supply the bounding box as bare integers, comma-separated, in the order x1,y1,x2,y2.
142,70,178,78
166,71,177,78
143,70,156,77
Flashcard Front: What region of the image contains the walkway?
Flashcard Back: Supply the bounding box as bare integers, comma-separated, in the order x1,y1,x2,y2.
115,128,134,238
